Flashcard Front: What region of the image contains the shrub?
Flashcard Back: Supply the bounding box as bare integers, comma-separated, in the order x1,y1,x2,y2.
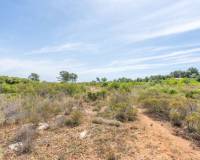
185,91,195,99
105,92,137,122
196,75,200,82
186,112,200,133
169,100,188,126
87,92,98,101
12,123,36,154
114,104,137,122
169,109,183,126
87,90,107,101
168,89,177,95
141,98,170,116
108,82,120,90
65,110,83,127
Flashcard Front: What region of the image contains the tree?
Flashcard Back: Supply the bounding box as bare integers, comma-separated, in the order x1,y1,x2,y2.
101,77,107,82
58,71,78,83
186,67,199,78
28,73,40,81
70,73,78,82
96,77,100,82
196,75,200,82
96,77,107,83
170,70,186,78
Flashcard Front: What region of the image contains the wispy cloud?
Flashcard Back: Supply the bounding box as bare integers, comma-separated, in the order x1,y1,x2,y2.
79,47,200,76
1,0,200,81
104,0,200,42
109,47,200,66
28,42,96,55
126,20,200,42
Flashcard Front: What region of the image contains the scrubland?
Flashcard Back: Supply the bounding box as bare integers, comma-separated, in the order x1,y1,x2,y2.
1,74,200,159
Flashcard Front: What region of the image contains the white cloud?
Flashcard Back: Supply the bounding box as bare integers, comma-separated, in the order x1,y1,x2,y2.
127,20,200,42
79,47,200,76
28,42,95,55
109,47,200,66
97,0,200,42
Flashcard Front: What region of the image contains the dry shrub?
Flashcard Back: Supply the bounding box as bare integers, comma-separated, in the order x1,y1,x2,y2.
0,97,24,125
100,91,137,122
1,95,83,124
186,112,200,133
114,104,137,122
65,110,83,127
11,123,36,154
141,98,170,116
169,99,188,126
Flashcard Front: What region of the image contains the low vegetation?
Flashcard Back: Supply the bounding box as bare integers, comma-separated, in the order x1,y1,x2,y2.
1,67,200,159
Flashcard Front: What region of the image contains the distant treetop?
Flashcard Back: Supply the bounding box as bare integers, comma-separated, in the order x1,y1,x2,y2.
58,71,78,83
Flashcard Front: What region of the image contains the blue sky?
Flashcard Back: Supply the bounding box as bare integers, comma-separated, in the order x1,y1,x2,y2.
0,0,200,81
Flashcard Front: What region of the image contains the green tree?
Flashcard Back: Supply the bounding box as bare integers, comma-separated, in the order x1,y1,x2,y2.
196,75,200,82
101,77,107,82
28,73,40,81
186,67,199,78
58,71,78,83
70,73,78,82
96,77,100,82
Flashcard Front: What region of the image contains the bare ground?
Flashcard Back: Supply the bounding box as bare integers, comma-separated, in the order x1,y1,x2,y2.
1,106,200,160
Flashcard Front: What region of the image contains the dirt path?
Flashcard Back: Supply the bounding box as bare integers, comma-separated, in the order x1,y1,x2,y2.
2,106,200,160
132,108,200,160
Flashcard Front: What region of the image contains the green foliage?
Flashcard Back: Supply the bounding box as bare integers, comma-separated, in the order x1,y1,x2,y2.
58,71,78,83
196,75,200,82
87,90,107,101
28,73,40,81
134,67,200,82
108,82,120,90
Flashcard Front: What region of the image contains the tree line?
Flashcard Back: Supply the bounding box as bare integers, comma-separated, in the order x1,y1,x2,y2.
27,67,200,83
28,71,78,83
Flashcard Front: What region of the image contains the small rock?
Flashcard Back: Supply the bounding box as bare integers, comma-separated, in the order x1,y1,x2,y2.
9,142,23,152
37,123,49,130
79,130,88,139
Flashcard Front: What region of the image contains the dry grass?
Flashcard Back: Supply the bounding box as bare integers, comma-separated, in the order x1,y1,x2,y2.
92,117,122,127
10,123,37,154
65,110,83,127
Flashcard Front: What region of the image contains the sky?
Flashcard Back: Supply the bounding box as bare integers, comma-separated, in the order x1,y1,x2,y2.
0,0,200,82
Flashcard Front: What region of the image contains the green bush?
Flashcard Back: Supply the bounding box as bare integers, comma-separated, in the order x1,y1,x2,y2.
87,90,107,101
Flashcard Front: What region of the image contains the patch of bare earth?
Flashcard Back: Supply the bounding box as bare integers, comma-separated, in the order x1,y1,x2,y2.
1,107,200,160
